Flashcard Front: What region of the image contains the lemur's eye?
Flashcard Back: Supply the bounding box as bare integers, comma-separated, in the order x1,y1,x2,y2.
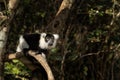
46,38,50,41
45,34,55,42
45,37,50,42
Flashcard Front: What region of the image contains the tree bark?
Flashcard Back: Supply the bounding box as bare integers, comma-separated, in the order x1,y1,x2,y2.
47,0,74,34
28,50,55,80
0,27,8,80
0,0,19,79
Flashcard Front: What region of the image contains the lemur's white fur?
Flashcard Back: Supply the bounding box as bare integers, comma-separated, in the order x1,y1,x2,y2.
39,33,48,49
52,34,59,48
16,36,29,52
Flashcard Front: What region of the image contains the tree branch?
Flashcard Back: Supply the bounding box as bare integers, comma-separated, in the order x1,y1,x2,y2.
56,0,74,16
28,50,55,80
5,51,55,80
5,52,38,71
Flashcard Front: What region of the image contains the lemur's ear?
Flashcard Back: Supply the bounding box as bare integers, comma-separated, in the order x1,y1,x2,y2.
41,33,46,38
53,34,59,39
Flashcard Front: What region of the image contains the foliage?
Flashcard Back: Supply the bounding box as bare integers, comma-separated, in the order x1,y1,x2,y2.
4,60,30,80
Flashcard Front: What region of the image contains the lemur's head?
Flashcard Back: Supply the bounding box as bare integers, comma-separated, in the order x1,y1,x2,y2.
39,33,59,49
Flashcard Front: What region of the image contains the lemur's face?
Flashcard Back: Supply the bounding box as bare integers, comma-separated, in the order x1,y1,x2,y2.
45,34,54,46
39,33,59,49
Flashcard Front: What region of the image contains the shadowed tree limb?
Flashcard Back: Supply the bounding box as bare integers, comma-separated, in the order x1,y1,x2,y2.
5,52,38,71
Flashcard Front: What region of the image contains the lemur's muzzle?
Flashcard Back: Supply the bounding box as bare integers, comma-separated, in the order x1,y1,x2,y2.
49,43,53,46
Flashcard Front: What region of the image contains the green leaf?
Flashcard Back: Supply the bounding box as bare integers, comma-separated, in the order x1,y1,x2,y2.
41,12,46,18
68,54,78,61
83,66,88,76
12,60,19,63
12,67,20,74
50,48,58,54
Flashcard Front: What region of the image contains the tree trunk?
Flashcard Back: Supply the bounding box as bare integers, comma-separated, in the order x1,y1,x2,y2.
47,0,74,34
47,0,74,80
0,0,19,79
0,27,8,80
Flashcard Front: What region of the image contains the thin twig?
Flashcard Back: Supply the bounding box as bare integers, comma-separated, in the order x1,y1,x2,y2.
80,52,100,58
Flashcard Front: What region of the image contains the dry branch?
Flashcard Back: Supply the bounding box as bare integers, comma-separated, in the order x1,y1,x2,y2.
28,50,55,80
5,52,38,71
56,0,74,16
0,12,7,25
